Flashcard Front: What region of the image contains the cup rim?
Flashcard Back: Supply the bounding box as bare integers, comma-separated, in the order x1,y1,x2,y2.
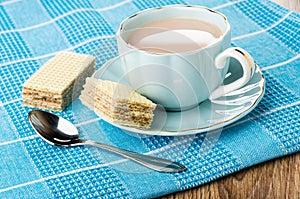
117,4,231,55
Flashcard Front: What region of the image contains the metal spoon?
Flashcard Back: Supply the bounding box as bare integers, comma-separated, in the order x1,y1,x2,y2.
28,110,186,173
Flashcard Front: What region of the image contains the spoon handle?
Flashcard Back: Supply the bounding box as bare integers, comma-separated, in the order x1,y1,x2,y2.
82,139,186,173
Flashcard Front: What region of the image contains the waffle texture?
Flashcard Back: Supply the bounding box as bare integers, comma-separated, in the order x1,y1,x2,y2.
80,78,156,128
22,52,95,111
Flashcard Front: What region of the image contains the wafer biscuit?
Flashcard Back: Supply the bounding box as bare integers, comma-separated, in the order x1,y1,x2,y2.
80,78,156,129
22,52,95,111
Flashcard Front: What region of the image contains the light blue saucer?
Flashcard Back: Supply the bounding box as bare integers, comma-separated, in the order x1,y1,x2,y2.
93,59,265,136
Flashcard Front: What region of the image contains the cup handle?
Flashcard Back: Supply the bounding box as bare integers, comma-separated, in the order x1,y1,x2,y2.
209,47,255,100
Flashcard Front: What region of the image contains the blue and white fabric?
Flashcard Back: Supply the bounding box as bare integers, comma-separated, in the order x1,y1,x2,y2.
0,0,299,198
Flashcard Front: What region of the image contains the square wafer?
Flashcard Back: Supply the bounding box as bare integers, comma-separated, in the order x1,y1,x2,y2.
22,52,95,111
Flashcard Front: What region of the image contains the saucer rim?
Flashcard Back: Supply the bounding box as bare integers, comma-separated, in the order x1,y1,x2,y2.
95,63,265,136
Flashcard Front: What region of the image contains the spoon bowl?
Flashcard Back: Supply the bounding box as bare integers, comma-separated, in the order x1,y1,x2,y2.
28,110,186,173
29,110,82,146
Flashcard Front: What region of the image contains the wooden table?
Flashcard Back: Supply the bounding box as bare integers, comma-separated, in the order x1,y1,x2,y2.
161,153,300,198
160,1,300,198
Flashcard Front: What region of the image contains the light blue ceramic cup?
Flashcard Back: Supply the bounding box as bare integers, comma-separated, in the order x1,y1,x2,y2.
114,5,255,111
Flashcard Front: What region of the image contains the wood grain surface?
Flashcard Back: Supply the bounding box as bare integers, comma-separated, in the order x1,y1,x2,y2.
273,0,300,12
160,153,300,199
159,1,300,198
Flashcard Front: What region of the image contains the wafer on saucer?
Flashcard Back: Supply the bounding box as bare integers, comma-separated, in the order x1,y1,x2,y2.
79,78,156,129
22,52,95,111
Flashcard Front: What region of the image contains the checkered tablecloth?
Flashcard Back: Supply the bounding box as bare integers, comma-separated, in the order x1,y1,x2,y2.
0,0,299,198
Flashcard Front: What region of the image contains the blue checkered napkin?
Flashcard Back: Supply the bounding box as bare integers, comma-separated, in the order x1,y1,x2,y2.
0,0,299,198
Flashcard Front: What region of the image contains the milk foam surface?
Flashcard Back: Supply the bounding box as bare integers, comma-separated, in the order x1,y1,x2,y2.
127,18,222,53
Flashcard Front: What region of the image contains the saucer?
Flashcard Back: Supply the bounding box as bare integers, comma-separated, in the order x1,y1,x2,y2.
92,59,265,136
